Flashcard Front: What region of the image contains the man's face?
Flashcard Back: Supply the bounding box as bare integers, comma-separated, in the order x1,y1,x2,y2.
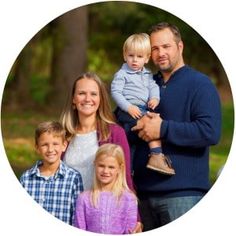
150,28,183,75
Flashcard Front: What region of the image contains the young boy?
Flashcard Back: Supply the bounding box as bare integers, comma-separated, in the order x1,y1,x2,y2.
111,33,175,175
20,121,84,225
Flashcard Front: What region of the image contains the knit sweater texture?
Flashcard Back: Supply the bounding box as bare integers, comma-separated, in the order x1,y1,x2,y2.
111,63,160,112
133,65,221,197
74,190,137,234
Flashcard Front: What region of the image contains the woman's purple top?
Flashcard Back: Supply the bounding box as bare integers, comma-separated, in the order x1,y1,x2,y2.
74,190,137,234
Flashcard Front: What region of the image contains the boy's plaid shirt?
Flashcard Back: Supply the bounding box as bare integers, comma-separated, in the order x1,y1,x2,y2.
20,160,83,225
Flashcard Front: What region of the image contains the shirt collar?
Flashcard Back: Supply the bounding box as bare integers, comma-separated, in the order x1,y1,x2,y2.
155,65,187,85
121,63,151,75
29,160,66,179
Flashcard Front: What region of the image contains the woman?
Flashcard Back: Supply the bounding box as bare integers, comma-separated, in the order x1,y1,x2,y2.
60,72,133,192
60,72,142,233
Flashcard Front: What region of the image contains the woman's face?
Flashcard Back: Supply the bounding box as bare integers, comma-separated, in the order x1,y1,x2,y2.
73,78,100,118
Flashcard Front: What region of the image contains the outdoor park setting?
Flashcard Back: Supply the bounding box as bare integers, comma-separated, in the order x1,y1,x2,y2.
1,1,233,185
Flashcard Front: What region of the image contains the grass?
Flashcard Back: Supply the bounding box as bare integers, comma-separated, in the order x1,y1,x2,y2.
209,103,234,183
1,103,234,183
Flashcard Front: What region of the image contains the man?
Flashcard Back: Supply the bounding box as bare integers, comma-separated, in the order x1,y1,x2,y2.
132,22,221,230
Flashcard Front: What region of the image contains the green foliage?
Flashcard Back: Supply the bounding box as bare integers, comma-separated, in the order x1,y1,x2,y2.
87,48,118,82
1,111,58,179
3,139,39,179
1,1,234,184
30,74,50,105
210,104,234,183
2,1,231,107
211,104,234,155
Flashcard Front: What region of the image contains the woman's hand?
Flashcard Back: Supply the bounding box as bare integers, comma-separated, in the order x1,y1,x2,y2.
129,222,143,234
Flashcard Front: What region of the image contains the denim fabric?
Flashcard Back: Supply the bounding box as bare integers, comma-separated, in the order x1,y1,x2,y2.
138,195,203,231
114,106,150,172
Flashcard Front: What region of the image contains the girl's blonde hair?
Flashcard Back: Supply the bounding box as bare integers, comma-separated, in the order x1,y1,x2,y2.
60,72,115,141
123,33,151,58
91,143,135,207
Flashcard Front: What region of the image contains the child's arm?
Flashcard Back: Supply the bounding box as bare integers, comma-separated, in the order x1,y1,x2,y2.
71,173,84,225
148,74,160,110
125,194,138,234
73,193,87,229
111,73,133,112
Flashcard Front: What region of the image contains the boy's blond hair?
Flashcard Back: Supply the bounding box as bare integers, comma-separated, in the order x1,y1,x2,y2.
35,121,66,145
123,33,151,58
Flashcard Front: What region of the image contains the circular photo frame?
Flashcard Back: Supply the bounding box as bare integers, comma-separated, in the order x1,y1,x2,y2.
0,1,235,236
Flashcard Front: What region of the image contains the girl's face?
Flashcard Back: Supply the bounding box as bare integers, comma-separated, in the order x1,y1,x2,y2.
95,155,121,190
124,50,149,71
73,78,100,118
36,132,67,166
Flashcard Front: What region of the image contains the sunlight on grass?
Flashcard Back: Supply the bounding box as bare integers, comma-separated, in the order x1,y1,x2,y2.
3,138,39,178
210,152,228,184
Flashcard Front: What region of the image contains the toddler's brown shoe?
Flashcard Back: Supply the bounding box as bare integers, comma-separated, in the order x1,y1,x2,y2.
146,153,175,175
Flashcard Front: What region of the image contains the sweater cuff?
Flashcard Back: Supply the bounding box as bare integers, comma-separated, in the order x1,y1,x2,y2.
160,120,168,138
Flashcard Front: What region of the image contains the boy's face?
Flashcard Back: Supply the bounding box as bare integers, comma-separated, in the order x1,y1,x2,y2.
124,50,149,71
36,132,67,165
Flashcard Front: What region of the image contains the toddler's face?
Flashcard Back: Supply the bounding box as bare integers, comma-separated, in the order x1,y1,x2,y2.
124,50,149,71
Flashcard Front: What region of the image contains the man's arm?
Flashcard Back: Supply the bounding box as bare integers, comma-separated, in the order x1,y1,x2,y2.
132,84,221,148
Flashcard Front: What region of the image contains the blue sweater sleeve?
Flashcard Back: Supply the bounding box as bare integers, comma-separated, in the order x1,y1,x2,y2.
161,79,221,148
111,71,131,112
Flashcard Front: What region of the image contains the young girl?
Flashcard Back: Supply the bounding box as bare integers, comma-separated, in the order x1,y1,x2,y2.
74,143,138,234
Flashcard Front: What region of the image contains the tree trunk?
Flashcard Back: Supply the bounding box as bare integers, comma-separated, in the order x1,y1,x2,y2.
3,42,35,110
48,6,88,112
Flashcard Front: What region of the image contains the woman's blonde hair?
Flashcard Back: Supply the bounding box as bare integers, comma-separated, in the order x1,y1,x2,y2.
91,143,135,207
60,72,115,141
123,33,151,58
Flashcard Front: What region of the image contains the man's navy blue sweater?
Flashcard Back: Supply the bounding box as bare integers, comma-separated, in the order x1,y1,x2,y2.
133,65,221,197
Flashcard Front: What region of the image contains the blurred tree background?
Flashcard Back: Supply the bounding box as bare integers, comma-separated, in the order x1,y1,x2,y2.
1,1,233,184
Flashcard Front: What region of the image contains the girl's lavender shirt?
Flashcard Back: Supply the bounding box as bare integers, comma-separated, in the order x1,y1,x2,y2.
74,190,138,234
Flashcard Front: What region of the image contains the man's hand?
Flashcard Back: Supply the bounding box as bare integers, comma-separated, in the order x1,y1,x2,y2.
131,112,162,142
